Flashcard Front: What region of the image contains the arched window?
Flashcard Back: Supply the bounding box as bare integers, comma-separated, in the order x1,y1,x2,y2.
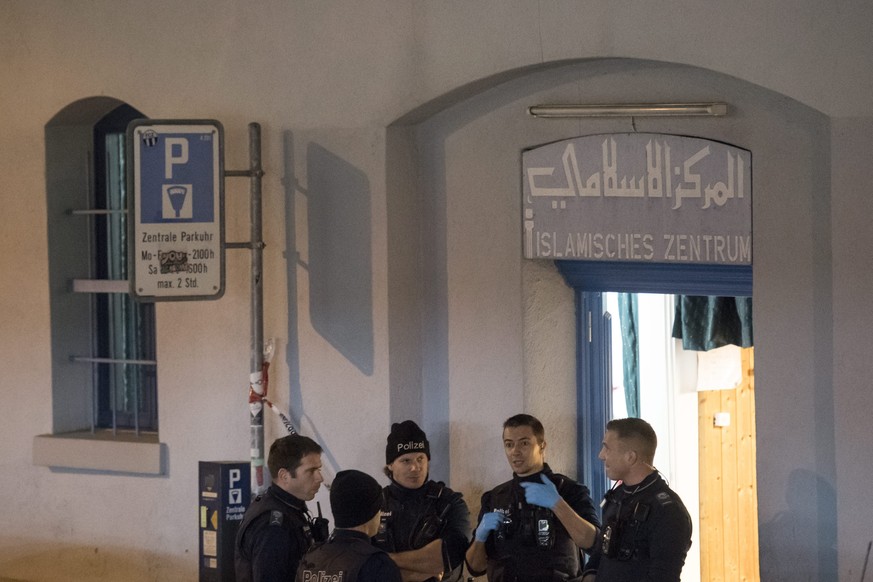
35,97,162,474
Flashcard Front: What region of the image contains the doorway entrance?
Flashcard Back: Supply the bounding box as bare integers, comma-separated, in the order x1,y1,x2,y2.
602,292,760,582
557,258,757,582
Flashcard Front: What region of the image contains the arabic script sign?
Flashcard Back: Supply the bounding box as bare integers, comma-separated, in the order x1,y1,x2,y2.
522,134,752,265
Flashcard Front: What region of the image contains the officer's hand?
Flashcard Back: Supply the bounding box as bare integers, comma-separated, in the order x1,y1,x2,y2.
474,511,503,542
520,474,560,509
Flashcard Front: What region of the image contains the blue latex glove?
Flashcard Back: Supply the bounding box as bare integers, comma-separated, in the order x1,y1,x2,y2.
520,474,560,509
475,511,503,542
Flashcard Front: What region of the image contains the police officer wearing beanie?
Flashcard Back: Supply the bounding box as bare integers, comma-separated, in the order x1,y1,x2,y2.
296,470,402,582
373,420,471,582
235,434,328,582
466,414,601,582
582,418,692,582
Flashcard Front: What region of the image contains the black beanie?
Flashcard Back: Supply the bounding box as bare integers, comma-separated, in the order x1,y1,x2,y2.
330,470,383,528
385,420,431,465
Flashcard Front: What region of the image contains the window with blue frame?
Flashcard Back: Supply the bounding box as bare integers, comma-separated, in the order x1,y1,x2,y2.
46,97,157,435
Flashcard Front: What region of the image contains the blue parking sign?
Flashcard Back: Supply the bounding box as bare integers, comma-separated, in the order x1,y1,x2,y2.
138,131,217,223
128,120,225,301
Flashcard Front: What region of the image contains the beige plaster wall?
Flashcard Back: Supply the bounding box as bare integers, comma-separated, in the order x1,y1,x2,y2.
1,2,872,580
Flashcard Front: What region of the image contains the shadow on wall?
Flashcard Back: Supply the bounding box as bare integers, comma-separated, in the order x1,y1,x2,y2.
283,136,374,377
281,133,373,477
759,468,837,581
305,143,374,375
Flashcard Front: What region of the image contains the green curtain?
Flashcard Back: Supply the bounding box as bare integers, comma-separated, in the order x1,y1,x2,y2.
618,293,640,418
671,295,753,351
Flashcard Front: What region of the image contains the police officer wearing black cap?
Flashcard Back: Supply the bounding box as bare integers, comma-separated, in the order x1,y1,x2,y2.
374,420,471,582
235,434,329,582
582,418,692,582
466,414,601,581
296,469,402,582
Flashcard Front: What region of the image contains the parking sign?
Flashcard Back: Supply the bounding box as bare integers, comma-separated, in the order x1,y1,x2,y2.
128,120,225,301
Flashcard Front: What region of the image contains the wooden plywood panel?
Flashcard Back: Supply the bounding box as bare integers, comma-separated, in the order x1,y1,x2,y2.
699,389,725,582
737,348,760,581
698,347,759,582
721,388,740,581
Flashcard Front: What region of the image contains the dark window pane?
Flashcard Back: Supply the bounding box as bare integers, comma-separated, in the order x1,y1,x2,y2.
94,117,157,432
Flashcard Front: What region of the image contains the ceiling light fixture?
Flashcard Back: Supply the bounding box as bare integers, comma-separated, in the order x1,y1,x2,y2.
527,102,728,118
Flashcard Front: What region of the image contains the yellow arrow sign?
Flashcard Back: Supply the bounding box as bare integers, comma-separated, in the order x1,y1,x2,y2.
211,510,218,530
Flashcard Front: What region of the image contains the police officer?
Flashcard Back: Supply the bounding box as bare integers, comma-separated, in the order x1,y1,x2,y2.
374,420,471,582
235,434,328,582
296,469,402,582
582,418,692,582
466,414,601,581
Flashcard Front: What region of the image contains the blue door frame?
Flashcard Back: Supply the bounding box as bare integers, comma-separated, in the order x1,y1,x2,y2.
556,260,753,505
576,291,612,504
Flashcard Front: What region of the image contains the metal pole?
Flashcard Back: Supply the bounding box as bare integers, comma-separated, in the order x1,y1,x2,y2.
223,123,267,498
248,123,266,496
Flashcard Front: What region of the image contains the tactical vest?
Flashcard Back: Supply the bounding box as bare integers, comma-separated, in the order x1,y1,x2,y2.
374,481,461,582
235,488,317,582
375,481,448,551
596,473,692,581
484,474,583,582
296,533,383,582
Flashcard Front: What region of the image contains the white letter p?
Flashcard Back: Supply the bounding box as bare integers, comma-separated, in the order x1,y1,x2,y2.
164,138,189,179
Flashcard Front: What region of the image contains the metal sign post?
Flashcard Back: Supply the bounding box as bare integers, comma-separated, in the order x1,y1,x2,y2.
128,120,225,301
225,123,267,498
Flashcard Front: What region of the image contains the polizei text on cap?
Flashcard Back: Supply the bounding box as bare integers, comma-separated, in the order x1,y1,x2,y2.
397,441,425,452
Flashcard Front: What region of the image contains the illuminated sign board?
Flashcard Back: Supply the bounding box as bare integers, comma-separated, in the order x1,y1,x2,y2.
128,120,225,300
522,134,752,265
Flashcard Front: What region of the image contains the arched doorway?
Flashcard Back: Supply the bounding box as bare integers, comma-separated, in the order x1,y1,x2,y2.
385,57,833,580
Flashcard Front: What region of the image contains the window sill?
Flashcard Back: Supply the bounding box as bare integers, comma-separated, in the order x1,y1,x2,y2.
33,430,166,475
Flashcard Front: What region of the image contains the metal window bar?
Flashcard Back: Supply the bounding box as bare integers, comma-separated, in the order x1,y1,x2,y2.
70,356,157,436
72,279,129,293
68,208,128,215
106,133,126,434
72,356,158,366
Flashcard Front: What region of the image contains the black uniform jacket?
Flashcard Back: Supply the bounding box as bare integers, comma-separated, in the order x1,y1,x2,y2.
584,471,692,582
296,529,402,582
374,478,471,582
235,484,315,582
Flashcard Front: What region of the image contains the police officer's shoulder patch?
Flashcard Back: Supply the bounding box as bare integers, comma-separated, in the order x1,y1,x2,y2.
655,492,674,505
269,510,284,526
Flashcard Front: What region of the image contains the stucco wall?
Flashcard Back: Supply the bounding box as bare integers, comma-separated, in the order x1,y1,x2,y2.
1,1,872,580
831,118,873,581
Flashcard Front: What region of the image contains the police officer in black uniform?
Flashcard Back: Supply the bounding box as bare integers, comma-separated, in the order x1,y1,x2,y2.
374,420,471,581
582,418,692,582
296,469,402,582
466,414,601,581
235,434,329,582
